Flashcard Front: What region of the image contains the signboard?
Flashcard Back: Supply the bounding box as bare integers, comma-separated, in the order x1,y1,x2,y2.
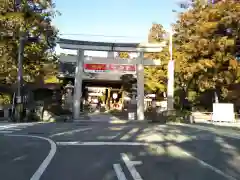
84,64,136,74
84,64,107,73
212,103,235,122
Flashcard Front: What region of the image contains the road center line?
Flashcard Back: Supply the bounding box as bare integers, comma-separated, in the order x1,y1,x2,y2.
49,128,92,137
5,134,57,180
113,164,127,180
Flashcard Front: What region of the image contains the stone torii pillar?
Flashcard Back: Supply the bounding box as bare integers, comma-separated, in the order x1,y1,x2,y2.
136,51,145,120
73,49,84,119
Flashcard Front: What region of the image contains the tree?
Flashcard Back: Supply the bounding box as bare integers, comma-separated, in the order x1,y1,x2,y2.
0,0,59,85
148,23,166,43
117,51,136,94
35,53,60,84
144,23,168,94
173,0,240,105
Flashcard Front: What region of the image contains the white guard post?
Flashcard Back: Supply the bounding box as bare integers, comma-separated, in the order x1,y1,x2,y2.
58,39,166,120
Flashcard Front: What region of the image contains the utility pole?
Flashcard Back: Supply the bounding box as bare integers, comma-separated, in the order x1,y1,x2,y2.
15,33,25,122
13,0,24,122
167,29,174,111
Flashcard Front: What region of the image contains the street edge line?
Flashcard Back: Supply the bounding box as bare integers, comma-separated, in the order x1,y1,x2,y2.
5,134,57,180
181,151,237,180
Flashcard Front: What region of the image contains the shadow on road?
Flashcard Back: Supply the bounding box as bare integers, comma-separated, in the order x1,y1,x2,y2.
97,124,240,180
6,117,240,180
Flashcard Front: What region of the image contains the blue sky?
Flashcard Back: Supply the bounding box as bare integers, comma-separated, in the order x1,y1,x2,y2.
53,0,180,55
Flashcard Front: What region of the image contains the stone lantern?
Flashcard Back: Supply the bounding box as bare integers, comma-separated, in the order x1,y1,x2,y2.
63,82,74,111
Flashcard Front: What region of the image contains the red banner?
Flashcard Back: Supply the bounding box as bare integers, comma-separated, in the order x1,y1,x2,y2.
84,64,136,73
84,64,107,71
108,64,136,71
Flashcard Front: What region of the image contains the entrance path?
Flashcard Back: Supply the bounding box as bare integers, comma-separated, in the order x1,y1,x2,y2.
89,113,122,122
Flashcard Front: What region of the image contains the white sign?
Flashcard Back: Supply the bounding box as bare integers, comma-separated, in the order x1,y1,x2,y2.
113,93,118,99
212,103,235,122
145,94,156,98
84,69,106,73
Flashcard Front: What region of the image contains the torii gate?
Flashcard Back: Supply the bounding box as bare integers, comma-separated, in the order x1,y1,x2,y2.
58,39,166,120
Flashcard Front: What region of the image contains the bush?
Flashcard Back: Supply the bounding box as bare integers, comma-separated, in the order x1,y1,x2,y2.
165,110,194,123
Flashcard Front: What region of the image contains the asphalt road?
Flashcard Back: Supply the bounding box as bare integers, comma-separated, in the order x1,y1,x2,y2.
0,120,240,180
0,134,51,180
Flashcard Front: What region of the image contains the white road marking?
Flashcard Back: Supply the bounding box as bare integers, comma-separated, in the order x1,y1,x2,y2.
0,122,43,130
112,132,123,139
0,123,41,133
0,125,18,130
5,134,57,180
0,125,29,134
13,155,27,161
56,140,236,180
8,128,22,131
56,141,148,146
0,130,13,134
113,164,127,180
121,128,140,140
97,132,122,140
121,153,143,180
49,128,92,137
181,151,237,180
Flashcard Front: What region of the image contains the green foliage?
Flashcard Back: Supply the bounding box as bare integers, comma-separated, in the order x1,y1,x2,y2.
120,74,136,93
0,0,59,84
117,52,137,93
148,23,166,43
143,1,240,110
144,23,168,93
0,93,11,105
173,0,240,102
